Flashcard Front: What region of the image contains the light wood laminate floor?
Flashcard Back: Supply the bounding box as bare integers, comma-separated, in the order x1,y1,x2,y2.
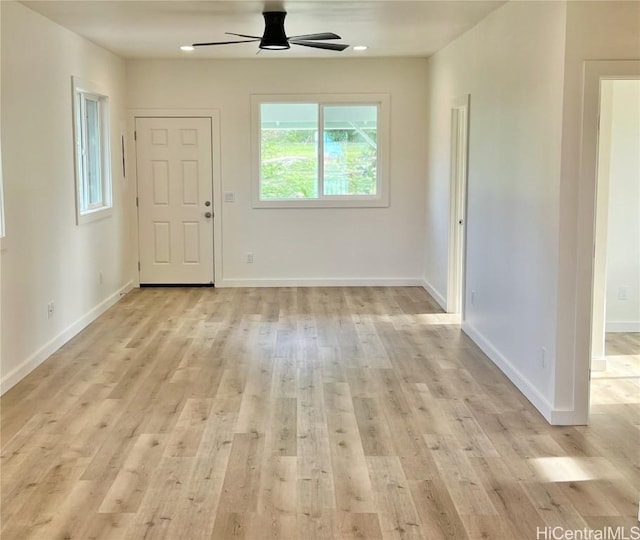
1,287,638,539
591,332,640,408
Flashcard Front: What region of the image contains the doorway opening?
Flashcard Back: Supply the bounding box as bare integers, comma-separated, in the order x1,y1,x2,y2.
447,95,470,315
590,79,640,415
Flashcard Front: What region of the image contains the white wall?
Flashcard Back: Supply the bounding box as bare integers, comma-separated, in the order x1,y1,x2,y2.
0,2,131,392
555,1,640,420
424,1,567,417
126,58,428,286
605,80,640,332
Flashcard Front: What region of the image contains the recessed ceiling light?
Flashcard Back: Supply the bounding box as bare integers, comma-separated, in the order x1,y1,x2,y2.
180,45,195,52
353,45,368,51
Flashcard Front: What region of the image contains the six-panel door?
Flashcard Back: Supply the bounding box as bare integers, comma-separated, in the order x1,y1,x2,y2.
136,117,214,284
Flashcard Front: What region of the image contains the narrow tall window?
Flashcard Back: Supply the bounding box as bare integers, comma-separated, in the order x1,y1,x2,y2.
72,77,112,223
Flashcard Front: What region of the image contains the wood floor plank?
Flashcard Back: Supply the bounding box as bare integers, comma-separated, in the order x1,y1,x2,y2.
127,457,194,540
164,398,213,457
424,434,499,516
215,432,265,515
324,382,376,513
98,433,168,514
268,397,298,456
366,456,424,540
1,288,637,539
470,456,546,538
352,397,395,456
520,481,591,530
234,354,274,435
1,455,90,539
163,410,237,540
407,478,469,540
335,511,384,540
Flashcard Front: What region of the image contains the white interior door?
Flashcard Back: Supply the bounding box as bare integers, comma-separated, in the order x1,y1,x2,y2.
136,117,214,285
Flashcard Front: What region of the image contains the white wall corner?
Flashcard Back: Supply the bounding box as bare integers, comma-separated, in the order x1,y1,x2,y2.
461,320,560,424
421,279,447,311
0,281,134,396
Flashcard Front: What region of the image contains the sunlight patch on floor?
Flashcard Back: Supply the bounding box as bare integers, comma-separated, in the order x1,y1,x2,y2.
528,456,623,483
414,313,461,325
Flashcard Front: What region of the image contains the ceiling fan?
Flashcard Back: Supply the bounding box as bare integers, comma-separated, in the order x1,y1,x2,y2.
192,11,349,52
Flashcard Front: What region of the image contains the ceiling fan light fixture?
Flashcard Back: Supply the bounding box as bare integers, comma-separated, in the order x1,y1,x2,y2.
353,45,368,51
180,45,195,51
259,41,290,50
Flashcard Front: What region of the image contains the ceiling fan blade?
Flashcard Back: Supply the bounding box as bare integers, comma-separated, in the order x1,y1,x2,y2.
290,40,349,51
226,32,262,39
287,32,341,41
192,39,260,47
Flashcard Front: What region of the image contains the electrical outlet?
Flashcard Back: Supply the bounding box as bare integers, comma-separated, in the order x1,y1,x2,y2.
224,192,235,203
246,253,254,264
47,302,55,319
541,347,547,369
471,290,476,306
618,286,629,301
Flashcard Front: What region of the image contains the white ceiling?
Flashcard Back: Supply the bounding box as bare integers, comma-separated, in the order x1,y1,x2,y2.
21,0,505,60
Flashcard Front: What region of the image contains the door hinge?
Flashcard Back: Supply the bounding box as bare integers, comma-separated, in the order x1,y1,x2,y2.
134,131,137,141
138,261,141,271
136,196,139,207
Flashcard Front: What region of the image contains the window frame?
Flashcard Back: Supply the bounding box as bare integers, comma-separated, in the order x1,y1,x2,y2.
72,76,112,224
251,94,390,208
0,131,5,245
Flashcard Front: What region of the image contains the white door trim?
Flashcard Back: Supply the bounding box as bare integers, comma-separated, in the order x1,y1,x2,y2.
572,61,640,424
447,94,470,316
590,81,615,372
128,109,222,287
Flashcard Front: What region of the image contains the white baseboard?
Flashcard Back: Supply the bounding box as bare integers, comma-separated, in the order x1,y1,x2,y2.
421,279,447,310
0,281,134,396
605,321,640,333
547,408,588,426
462,321,558,424
591,357,607,371
216,277,424,288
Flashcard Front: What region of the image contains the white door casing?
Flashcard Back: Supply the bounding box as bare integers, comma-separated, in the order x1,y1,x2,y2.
568,60,640,425
447,95,470,315
136,117,214,284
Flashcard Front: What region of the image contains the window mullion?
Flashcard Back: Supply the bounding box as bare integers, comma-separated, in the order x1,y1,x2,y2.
101,103,108,205
95,98,103,206
80,94,89,211
318,104,325,199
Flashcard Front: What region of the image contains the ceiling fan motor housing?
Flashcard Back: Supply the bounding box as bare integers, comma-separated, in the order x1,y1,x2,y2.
260,12,290,50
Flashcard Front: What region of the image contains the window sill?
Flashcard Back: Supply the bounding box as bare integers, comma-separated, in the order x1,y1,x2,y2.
252,196,389,209
77,206,113,225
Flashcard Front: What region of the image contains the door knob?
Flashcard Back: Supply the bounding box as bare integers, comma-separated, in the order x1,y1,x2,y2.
205,211,212,218
204,201,211,206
